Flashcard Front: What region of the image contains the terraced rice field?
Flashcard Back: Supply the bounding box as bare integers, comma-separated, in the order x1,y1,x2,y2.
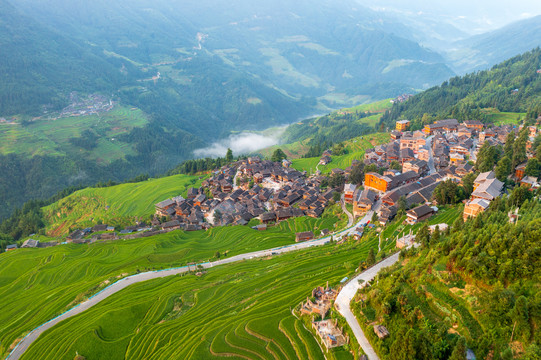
292,133,391,174
0,106,148,163
0,216,343,359
340,99,393,114
18,237,380,360
485,111,525,125
43,174,206,236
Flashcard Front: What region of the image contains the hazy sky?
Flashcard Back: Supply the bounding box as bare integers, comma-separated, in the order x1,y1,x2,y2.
361,0,541,33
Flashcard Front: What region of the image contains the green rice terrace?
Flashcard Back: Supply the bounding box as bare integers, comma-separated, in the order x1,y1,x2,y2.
258,99,392,161
0,214,341,360
0,106,148,163
0,204,461,360
42,174,206,237
15,234,388,360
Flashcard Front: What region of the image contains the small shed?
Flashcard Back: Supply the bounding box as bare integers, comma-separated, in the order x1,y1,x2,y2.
373,325,390,339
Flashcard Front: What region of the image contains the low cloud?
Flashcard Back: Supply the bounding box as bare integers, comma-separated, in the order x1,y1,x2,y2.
194,131,281,158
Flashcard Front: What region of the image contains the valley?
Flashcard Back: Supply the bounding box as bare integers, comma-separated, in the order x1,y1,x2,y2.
0,2,540,360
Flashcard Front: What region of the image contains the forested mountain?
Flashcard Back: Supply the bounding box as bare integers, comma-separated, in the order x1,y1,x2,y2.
0,0,141,116
353,194,541,360
10,0,455,106
380,48,541,130
448,16,541,74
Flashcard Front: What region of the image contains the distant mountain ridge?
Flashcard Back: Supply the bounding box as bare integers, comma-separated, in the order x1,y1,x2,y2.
9,0,455,108
380,48,541,129
0,0,139,115
447,15,541,74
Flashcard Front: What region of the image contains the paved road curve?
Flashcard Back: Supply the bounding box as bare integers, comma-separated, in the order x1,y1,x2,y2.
7,210,376,360
334,253,401,360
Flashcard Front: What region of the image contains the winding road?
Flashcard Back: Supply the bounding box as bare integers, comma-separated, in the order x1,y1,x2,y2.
7,209,376,360
335,253,401,360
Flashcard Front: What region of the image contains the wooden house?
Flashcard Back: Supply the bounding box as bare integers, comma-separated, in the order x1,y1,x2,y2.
353,189,377,217
423,119,459,135
296,231,314,242
463,199,490,220
343,183,357,203
515,163,527,180
364,172,392,192
463,120,483,131
396,120,410,131
406,205,435,224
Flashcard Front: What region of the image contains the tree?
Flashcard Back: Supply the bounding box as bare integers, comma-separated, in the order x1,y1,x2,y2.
432,225,440,243
349,163,364,185
495,156,512,181
215,251,221,259
509,186,533,207
329,173,346,189
366,248,376,265
225,148,233,162
433,180,462,205
417,223,431,249
476,142,501,172
461,172,476,197
504,132,515,159
371,211,378,224
512,127,529,169
390,160,401,171
525,158,540,178
271,148,287,162
509,296,530,342
398,195,407,213
365,163,378,173
449,337,467,360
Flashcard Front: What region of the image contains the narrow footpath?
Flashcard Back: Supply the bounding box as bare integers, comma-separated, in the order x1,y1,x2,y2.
341,194,354,228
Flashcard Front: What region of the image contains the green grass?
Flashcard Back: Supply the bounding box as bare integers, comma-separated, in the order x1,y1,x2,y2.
0,106,148,163
0,213,348,359
17,235,378,360
258,139,312,160
42,174,206,236
292,133,391,174
483,109,525,125
340,99,392,114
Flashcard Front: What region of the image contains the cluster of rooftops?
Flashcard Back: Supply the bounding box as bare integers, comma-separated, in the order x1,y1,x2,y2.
12,118,539,250
155,158,337,230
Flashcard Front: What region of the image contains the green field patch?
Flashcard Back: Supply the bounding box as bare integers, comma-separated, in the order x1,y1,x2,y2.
0,106,148,162
43,174,205,235
484,110,525,125
292,132,391,174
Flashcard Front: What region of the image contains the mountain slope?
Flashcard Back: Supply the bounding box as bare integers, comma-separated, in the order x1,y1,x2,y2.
0,0,140,115
353,197,541,360
11,0,455,107
380,48,541,129
448,16,541,74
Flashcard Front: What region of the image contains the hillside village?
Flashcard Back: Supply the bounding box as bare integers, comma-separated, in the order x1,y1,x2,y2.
11,116,540,250
151,117,539,237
